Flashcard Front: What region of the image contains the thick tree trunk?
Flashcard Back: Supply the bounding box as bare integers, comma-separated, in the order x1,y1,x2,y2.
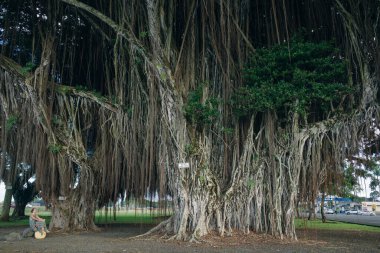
1,187,12,221
48,165,98,231
321,192,326,223
307,200,313,220
167,156,224,241
49,196,97,231
11,202,27,218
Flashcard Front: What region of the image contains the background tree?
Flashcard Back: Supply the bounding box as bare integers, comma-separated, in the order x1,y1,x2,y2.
11,164,37,218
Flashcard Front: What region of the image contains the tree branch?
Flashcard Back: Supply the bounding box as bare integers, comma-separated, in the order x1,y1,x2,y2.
0,55,117,113
60,0,175,87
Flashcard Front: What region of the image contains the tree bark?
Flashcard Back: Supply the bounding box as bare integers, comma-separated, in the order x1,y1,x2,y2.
49,198,97,231
307,200,313,220
11,202,27,218
48,164,98,231
321,192,326,223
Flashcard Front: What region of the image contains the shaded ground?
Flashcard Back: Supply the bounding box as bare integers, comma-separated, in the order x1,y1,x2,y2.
1,224,380,253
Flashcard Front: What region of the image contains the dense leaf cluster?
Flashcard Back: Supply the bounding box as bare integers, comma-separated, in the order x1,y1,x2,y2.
232,40,354,118
184,85,219,130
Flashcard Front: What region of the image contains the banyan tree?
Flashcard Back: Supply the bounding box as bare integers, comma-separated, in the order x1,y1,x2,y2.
0,0,379,240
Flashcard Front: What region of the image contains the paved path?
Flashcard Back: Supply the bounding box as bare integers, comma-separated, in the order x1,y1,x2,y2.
324,213,380,227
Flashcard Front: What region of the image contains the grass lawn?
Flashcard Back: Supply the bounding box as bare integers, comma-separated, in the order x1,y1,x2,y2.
2,208,379,233
295,218,380,233
0,207,51,228
95,209,170,224
0,208,169,228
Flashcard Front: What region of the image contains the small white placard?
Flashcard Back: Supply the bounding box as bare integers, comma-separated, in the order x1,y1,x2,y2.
178,162,190,169
58,196,66,201
5,185,12,190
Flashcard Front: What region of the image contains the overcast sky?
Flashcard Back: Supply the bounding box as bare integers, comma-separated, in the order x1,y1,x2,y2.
0,182,5,201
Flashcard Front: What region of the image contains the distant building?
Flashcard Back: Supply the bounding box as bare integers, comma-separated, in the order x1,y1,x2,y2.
316,195,352,206
362,201,380,213
315,195,352,213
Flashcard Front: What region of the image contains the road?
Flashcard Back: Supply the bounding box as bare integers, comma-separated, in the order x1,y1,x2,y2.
323,213,380,227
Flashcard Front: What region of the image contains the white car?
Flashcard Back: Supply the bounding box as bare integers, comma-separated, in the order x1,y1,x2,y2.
358,210,376,216
346,210,358,215
326,209,334,214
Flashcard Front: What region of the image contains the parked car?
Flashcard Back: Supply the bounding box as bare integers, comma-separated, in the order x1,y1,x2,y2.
358,210,376,216
346,210,358,215
326,209,334,214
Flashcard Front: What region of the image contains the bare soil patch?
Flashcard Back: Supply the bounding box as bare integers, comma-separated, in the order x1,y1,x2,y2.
1,224,379,253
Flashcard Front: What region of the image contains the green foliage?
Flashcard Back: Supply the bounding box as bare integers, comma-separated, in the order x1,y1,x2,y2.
185,142,199,156
123,105,133,116
199,175,206,184
232,39,354,118
340,165,362,198
48,144,62,154
92,90,107,102
51,115,62,126
56,85,72,95
75,85,89,92
247,178,255,190
20,61,36,75
5,114,19,131
139,31,148,39
110,95,119,105
370,178,380,191
184,85,219,129
221,127,234,135
370,191,379,199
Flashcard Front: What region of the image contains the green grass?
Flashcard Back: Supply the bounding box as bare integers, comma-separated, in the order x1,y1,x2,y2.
0,207,51,228
95,210,169,224
0,208,169,228
0,218,30,228
296,218,380,233
0,215,51,228
1,211,379,233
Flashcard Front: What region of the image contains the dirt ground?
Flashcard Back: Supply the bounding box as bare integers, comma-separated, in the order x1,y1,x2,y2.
1,224,380,253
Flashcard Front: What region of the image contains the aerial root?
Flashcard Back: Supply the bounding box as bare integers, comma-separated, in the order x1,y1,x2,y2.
188,235,202,244
126,218,172,240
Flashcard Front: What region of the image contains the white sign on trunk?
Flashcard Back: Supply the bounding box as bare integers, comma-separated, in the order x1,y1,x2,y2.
178,162,190,169
58,196,66,201
5,185,12,190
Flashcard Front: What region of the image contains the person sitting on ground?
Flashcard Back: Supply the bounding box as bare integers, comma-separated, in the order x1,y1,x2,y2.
29,208,50,234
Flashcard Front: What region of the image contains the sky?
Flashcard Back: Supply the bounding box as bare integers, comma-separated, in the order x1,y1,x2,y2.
0,182,5,202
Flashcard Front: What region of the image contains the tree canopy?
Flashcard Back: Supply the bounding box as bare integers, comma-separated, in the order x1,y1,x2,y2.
233,39,352,118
